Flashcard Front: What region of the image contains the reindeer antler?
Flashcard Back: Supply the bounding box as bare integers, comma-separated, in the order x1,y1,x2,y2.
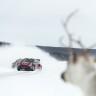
72,37,85,49
89,43,96,49
61,10,87,49
60,9,96,56
64,10,79,47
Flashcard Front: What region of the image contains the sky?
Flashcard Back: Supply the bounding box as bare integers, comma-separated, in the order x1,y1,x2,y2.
0,0,96,47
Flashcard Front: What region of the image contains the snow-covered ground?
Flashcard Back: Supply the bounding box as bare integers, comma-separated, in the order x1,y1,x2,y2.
0,45,84,96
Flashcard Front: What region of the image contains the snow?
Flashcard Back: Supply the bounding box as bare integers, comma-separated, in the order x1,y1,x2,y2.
0,45,84,96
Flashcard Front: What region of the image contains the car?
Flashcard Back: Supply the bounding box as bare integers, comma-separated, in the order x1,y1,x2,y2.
12,58,42,71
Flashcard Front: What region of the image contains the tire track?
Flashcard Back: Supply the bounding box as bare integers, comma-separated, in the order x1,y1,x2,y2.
0,71,30,78
0,70,40,79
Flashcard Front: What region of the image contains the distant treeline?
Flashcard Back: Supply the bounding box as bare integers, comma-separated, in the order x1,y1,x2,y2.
0,41,11,46
37,45,96,61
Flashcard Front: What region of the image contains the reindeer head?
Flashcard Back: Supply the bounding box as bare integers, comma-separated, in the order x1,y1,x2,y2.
61,51,96,86
60,10,96,86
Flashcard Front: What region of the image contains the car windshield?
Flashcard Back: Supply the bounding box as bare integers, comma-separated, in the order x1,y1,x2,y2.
22,58,34,62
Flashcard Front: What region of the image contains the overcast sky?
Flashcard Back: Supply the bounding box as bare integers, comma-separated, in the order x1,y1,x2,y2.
0,0,96,48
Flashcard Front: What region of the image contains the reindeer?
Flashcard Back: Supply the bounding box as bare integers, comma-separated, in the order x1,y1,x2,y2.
60,10,96,96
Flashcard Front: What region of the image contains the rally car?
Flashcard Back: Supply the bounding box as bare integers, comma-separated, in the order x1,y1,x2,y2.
12,58,42,71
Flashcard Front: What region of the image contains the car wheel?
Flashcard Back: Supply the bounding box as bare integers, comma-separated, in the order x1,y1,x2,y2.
31,65,35,71
17,66,21,71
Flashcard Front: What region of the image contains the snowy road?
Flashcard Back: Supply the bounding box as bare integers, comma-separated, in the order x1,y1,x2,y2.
0,45,84,96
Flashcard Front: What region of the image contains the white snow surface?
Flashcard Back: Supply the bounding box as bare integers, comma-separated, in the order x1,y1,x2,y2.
0,45,84,96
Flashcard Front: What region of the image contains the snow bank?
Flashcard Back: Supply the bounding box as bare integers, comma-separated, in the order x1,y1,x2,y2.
0,45,84,96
